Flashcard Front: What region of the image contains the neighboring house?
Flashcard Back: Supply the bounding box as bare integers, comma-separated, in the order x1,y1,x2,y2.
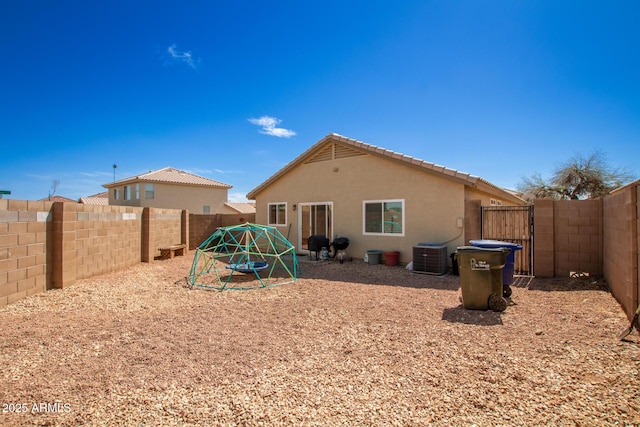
38,195,78,203
103,167,246,214
79,191,109,205
246,133,526,264
225,202,256,215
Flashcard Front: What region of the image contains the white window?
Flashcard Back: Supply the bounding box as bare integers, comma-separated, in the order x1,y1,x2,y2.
203,205,210,214
145,184,155,199
135,183,140,199
123,185,131,200
363,199,405,236
268,202,287,226
113,188,119,200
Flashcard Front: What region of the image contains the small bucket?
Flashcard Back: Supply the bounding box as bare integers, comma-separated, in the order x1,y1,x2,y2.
384,251,400,266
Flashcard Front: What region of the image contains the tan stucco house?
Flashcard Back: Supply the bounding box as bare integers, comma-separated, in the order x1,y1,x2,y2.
246,133,526,265
103,167,248,214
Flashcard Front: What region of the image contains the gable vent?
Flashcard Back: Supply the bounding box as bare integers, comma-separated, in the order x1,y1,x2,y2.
305,145,333,164
334,144,366,159
305,143,366,164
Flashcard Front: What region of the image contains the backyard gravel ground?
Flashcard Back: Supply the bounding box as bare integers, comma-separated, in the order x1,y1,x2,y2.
0,254,639,426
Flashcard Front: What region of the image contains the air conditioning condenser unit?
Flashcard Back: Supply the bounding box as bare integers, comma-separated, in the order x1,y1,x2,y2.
412,243,448,275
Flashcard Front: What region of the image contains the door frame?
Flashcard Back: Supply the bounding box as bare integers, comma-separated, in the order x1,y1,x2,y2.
297,201,334,253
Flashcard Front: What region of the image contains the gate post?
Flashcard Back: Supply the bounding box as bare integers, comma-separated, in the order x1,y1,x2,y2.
533,199,554,277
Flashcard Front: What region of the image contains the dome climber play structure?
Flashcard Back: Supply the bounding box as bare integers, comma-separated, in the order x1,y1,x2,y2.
188,223,299,290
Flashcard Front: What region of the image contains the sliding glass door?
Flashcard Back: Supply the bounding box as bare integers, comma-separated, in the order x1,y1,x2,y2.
299,202,333,251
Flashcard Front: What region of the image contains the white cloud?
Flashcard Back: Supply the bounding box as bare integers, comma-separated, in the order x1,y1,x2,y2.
214,168,244,174
166,44,200,69
248,116,296,138
228,192,250,203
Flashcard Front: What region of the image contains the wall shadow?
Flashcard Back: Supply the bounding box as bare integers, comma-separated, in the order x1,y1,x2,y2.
442,305,504,326
527,276,609,292
297,258,460,290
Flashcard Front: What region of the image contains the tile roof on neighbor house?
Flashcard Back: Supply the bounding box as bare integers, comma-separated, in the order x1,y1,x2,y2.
79,191,109,205
103,167,232,189
247,133,525,204
225,202,256,214
38,195,78,203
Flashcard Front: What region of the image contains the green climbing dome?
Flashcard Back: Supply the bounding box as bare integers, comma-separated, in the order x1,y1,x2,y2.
188,223,299,290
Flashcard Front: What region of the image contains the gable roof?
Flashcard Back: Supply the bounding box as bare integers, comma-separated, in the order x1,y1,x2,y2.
247,133,525,204
225,202,256,214
79,191,109,205
103,167,232,189
38,195,78,203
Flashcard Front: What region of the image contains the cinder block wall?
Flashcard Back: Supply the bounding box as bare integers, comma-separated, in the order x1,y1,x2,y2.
189,213,255,250
145,208,188,260
0,199,53,307
1,201,189,308
70,204,144,281
534,199,603,277
533,200,554,277
603,184,639,318
555,199,602,277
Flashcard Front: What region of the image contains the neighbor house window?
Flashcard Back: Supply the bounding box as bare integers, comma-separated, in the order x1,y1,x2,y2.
268,202,287,226
123,185,131,200
203,205,210,214
135,183,140,199
363,199,404,235
113,188,119,200
145,183,155,199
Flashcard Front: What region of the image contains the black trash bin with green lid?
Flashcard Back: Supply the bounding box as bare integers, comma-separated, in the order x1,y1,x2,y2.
455,246,511,311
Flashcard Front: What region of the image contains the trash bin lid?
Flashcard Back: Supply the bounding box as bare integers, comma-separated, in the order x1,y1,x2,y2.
456,245,510,253
469,239,522,250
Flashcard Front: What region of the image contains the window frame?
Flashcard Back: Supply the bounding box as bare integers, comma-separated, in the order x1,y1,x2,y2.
144,183,155,200
362,199,405,236
267,202,287,226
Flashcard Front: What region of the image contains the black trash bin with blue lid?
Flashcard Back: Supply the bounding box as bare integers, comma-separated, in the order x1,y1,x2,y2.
469,239,522,297
455,246,510,311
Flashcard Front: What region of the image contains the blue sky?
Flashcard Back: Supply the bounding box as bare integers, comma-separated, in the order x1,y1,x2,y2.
1,1,638,202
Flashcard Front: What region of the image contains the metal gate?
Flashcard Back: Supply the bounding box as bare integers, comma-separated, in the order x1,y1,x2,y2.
481,205,533,275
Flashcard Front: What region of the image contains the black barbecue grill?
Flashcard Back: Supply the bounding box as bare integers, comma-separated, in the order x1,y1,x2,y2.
330,237,350,263
330,237,350,252
308,235,330,260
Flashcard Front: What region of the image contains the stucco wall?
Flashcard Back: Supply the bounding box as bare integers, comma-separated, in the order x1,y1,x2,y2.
464,186,515,207
109,182,228,214
254,153,468,264
151,183,227,214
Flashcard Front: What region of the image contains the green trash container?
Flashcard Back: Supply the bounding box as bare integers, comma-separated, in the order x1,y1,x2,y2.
455,246,511,311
